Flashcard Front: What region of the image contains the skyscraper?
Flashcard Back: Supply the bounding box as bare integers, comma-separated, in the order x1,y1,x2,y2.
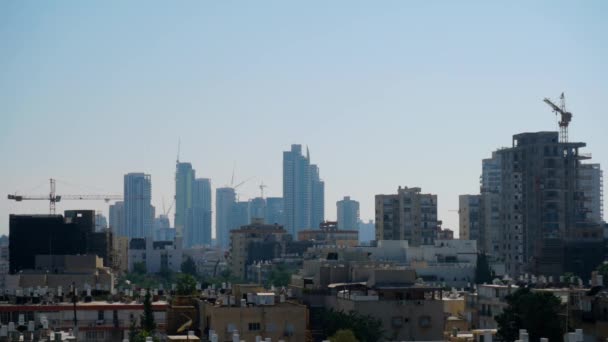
185,178,212,247
375,186,438,246
337,196,360,231
175,162,195,236
95,213,108,232
265,197,285,225
282,144,325,235
233,201,251,228
123,173,153,239
109,201,124,235
494,132,603,277
310,164,325,228
249,197,266,222
216,187,236,249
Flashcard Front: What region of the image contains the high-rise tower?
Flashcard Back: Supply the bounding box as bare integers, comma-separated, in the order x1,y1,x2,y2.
282,144,324,236
123,173,153,238
175,162,195,236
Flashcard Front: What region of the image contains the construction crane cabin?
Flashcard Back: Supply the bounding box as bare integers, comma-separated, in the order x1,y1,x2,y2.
7,178,122,214
543,92,573,143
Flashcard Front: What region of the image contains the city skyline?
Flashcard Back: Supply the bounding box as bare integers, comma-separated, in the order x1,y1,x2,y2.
2,2,607,236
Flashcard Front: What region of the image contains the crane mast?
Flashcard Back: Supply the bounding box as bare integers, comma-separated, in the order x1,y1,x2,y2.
543,92,573,143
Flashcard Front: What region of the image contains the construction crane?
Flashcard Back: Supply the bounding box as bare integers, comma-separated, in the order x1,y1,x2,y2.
543,92,573,143
259,181,268,198
7,178,122,214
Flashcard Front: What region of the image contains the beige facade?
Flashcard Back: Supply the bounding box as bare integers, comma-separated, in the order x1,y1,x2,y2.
199,297,307,342
7,255,114,291
113,235,129,274
329,286,444,341
375,186,438,246
229,220,287,280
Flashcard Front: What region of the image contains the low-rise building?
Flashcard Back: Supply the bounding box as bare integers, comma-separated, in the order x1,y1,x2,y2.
297,221,358,247
128,237,183,273
0,299,167,341
198,284,308,342
229,220,288,280
301,239,478,287
5,255,114,292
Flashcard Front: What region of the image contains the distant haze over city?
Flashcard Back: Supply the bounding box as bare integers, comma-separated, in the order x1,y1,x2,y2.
1,2,607,236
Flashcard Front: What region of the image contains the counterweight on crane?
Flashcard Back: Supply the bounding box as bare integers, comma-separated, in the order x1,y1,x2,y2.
7,178,122,214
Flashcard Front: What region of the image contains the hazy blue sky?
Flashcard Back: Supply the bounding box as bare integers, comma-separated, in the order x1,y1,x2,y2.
1,1,607,236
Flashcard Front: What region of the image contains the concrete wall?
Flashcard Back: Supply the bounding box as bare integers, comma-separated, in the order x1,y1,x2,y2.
331,297,444,341
200,302,307,342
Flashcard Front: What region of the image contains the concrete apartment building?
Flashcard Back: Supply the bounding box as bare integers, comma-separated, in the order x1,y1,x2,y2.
579,163,604,224
9,210,113,273
297,221,359,247
459,195,481,241
112,235,129,274
0,298,167,341
229,219,288,280
291,264,444,341
128,237,183,273
198,285,308,342
331,283,444,341
375,186,439,246
300,239,477,288
5,255,114,292
494,132,603,277
336,196,360,231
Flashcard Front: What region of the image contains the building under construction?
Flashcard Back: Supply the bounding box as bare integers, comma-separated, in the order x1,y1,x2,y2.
495,131,603,278
9,210,113,274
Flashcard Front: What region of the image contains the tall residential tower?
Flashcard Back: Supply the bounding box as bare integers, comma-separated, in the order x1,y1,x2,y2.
282,145,325,235
123,173,153,239
337,196,360,231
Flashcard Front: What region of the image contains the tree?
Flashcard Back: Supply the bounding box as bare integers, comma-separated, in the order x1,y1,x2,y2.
129,316,139,342
496,288,564,342
597,262,608,279
141,289,156,333
176,273,197,296
267,264,292,287
181,256,198,277
330,329,359,342
319,309,383,342
133,261,147,275
475,253,493,284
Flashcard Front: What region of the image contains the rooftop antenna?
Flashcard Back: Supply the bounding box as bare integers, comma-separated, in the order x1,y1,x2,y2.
543,92,573,143
176,138,181,164
230,161,236,187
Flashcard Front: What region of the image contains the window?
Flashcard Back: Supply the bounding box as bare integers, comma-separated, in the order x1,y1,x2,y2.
285,323,295,335
391,316,404,327
97,310,104,321
418,316,431,328
227,323,237,332
248,322,261,331
266,323,277,332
